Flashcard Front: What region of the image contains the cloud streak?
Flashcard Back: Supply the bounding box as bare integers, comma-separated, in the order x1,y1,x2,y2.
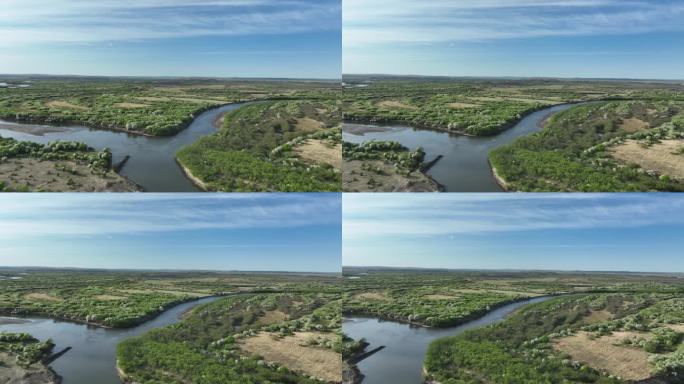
0,0,340,46
343,194,684,239
0,193,341,238
344,0,684,47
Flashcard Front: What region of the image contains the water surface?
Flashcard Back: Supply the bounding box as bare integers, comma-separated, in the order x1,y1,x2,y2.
343,104,575,192
343,296,552,384
0,296,220,384
0,103,244,191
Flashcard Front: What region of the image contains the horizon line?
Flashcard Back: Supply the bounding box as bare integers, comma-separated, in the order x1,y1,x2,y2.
0,265,341,275
343,265,684,275
342,73,684,82
0,73,342,82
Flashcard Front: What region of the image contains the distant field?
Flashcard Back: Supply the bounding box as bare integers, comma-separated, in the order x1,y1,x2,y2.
343,268,684,384
0,76,338,136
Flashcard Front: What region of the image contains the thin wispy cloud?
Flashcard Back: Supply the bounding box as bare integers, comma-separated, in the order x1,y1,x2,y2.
0,0,340,47
343,194,684,239
0,193,341,239
344,0,684,47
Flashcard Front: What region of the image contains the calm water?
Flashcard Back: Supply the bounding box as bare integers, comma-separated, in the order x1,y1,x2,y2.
0,296,220,384
343,104,575,192
343,296,552,384
0,103,245,191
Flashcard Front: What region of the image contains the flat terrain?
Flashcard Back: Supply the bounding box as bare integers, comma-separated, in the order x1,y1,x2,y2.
0,76,334,137
384,269,684,384
490,100,684,191
0,137,137,192
342,140,440,192
176,100,342,192
0,269,342,384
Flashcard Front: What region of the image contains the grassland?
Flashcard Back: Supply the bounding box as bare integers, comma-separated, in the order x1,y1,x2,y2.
0,269,342,383
343,268,684,384
341,76,657,136
343,76,684,192
0,137,136,191
117,291,342,384
0,76,336,137
176,98,342,191
490,100,684,191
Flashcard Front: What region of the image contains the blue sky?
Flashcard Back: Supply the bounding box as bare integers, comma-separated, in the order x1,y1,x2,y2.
343,194,684,273
343,0,684,79
0,0,341,78
0,194,341,272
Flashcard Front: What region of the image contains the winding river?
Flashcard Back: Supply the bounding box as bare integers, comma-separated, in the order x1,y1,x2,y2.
0,296,220,384
0,103,245,192
343,296,552,384
343,104,576,192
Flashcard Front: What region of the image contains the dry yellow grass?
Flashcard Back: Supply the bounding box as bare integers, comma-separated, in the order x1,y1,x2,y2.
94,295,127,301
619,118,649,133
582,310,614,324
610,139,684,180
425,294,460,301
354,292,388,301
295,140,342,170
240,332,341,383
553,331,652,381
377,100,418,110
258,310,289,325
135,96,172,102
295,117,324,132
113,102,150,109
118,289,206,297
446,102,480,109
664,324,684,332
45,101,88,111
25,293,62,302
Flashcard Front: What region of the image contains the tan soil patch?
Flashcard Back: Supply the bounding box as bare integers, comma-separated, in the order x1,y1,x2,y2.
135,96,172,102
377,100,418,110
294,140,342,170
94,295,127,301
46,101,88,111
446,102,480,109
0,352,59,384
454,288,541,297
295,117,324,132
240,332,341,383
119,289,206,297
610,139,684,180
170,97,227,104
553,331,652,381
619,118,649,133
425,294,460,301
582,310,614,324
354,292,388,301
25,293,62,302
113,102,150,109
343,159,440,192
258,310,289,325
0,158,137,192
664,324,684,332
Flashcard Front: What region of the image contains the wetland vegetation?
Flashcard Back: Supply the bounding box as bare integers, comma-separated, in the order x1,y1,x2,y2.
343,268,684,384
342,76,684,192
177,98,341,191
0,268,342,384
0,76,341,192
